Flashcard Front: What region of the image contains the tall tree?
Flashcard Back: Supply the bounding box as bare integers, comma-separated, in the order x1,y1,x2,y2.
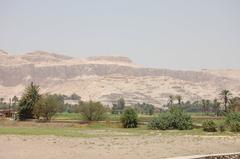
79,101,106,121
168,95,174,107
175,95,182,105
205,99,210,115
17,82,41,120
0,98,4,104
12,96,18,104
219,89,232,112
201,99,207,114
33,94,59,121
212,99,221,116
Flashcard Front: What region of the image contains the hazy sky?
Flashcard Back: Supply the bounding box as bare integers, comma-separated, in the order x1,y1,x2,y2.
0,0,240,69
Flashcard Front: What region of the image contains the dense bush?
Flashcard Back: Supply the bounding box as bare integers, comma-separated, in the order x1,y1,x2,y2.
225,112,240,132
202,120,217,132
148,107,193,130
170,107,193,130
148,113,172,130
121,108,138,128
79,101,106,121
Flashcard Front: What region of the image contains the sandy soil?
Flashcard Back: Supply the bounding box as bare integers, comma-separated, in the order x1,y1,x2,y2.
0,135,240,159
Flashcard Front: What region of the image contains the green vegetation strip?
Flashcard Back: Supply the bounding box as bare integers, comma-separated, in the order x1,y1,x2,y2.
0,124,237,138
0,127,95,138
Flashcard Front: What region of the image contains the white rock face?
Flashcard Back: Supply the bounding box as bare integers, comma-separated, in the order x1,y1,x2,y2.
0,50,240,107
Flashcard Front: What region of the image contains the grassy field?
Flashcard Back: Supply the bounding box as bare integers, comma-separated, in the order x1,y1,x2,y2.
0,116,237,138
0,112,233,138
52,112,225,124
52,112,83,120
52,112,154,122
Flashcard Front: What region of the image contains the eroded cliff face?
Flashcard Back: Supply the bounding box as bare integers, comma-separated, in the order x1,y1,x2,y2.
0,50,240,107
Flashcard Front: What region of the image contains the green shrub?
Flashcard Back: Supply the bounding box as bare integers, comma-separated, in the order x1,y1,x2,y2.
79,101,106,121
148,107,193,130
170,107,193,130
148,113,172,130
34,94,60,121
121,108,138,128
202,120,217,132
226,112,240,132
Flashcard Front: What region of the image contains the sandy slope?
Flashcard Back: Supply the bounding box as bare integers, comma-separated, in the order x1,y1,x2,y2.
0,135,240,159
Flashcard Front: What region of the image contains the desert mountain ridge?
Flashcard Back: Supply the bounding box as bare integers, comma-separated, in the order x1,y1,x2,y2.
0,50,138,67
0,50,240,107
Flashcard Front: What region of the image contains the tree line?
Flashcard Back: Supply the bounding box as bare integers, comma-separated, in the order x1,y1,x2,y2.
164,89,240,115
12,82,240,121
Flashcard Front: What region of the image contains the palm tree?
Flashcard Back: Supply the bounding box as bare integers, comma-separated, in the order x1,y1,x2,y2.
175,95,182,105
205,99,210,115
0,98,4,104
212,99,220,116
168,95,174,107
201,99,207,114
219,89,232,112
12,96,18,104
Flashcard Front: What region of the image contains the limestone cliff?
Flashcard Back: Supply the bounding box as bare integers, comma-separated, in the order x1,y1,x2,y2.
0,50,239,107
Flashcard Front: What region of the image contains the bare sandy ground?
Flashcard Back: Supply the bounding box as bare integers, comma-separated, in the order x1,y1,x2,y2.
0,135,240,159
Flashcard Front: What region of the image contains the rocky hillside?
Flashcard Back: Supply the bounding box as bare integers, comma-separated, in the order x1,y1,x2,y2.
0,50,240,107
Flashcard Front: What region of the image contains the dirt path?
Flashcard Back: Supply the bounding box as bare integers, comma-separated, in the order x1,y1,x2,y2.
1,135,240,159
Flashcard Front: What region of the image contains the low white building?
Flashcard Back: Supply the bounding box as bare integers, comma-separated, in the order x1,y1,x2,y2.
64,99,79,105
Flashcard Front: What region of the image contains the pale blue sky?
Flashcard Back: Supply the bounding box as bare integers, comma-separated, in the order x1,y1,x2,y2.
0,0,240,69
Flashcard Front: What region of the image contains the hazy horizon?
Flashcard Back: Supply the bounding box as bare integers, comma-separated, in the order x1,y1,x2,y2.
1,0,240,70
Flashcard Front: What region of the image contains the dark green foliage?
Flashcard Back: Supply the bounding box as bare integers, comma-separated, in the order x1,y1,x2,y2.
33,94,60,121
112,98,125,114
121,108,138,128
134,103,155,115
148,107,193,130
225,112,240,132
79,101,106,121
17,82,41,120
202,120,217,132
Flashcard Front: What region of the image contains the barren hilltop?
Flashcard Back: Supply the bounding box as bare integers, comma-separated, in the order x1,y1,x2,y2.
0,50,239,107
